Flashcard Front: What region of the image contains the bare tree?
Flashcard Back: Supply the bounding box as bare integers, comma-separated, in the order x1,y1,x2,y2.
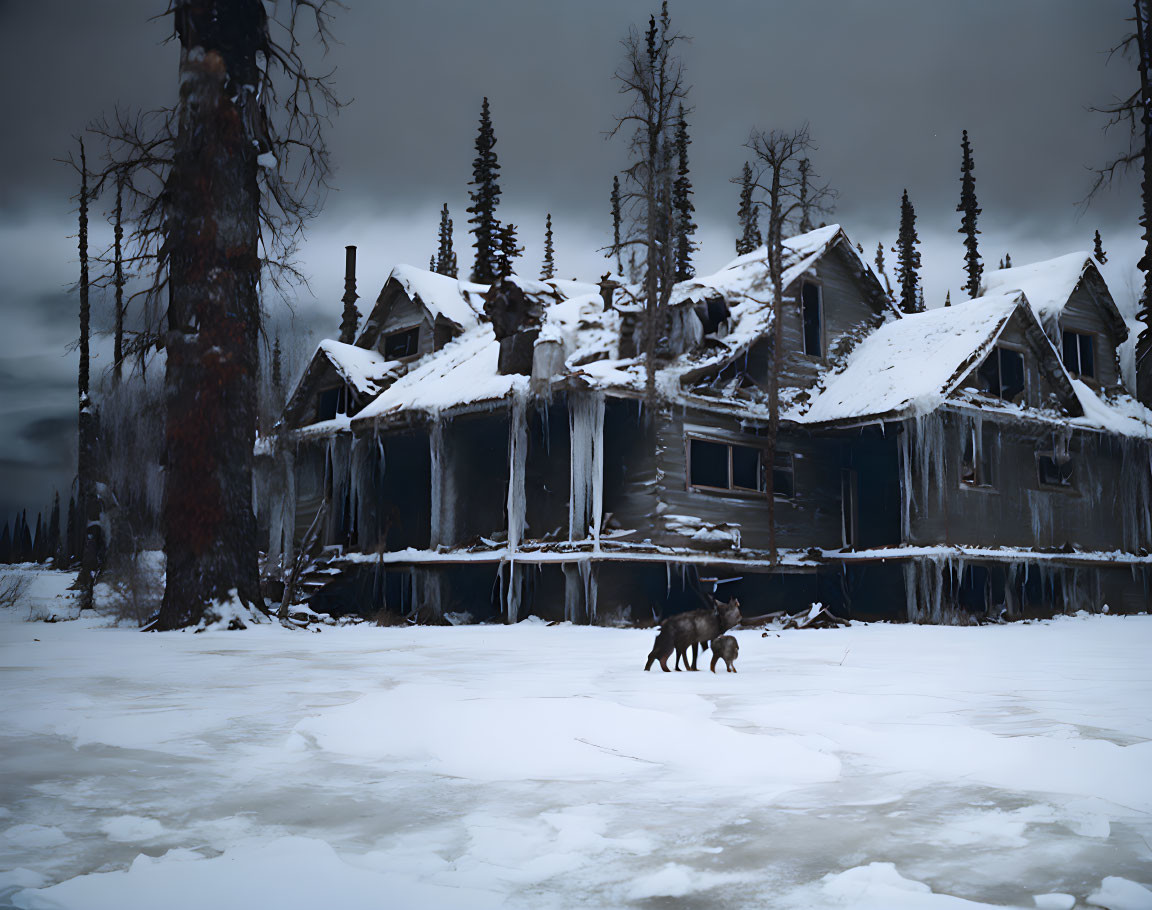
609,0,690,401
91,1,340,629
745,125,834,562
1088,0,1151,404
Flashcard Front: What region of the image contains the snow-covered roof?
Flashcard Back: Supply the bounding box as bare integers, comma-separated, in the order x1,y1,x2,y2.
979,253,1124,338
387,265,486,331
316,340,398,399
1070,379,1152,438
802,293,1024,425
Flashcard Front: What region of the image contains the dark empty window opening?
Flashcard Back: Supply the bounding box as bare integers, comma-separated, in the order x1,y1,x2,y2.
772,451,795,499
841,468,857,548
958,565,990,611
316,385,349,422
384,327,420,360
688,437,773,495
960,421,997,487
801,282,823,357
977,346,1026,403
1037,453,1073,488
1061,330,1095,379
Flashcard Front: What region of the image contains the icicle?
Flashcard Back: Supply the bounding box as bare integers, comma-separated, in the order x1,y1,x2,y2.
428,411,454,549
506,391,528,623
564,563,580,623
579,560,597,622
898,426,913,543
568,391,605,543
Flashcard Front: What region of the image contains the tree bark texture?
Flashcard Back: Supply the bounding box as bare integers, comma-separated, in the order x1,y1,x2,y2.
157,0,266,628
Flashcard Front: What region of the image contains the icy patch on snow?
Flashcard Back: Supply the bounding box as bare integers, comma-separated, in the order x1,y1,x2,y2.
1087,877,1152,910
3,824,67,848
99,816,167,843
293,682,839,788
11,836,503,910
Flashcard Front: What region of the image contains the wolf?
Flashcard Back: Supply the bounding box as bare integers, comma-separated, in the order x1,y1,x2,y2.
710,635,739,673
644,597,742,672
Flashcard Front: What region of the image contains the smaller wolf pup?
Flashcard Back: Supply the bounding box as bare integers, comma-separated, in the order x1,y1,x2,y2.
710,635,738,673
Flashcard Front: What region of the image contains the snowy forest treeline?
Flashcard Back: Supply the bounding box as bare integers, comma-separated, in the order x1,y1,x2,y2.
27,0,1151,627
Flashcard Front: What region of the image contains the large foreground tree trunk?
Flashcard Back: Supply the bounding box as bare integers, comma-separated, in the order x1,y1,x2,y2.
156,1,267,628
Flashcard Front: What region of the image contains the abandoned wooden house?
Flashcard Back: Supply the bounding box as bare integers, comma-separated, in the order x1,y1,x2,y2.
258,227,1152,623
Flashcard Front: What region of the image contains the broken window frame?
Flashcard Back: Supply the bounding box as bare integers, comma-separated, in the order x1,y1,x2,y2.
1036,452,1074,489
1061,329,1096,381
799,280,824,359
840,468,858,548
685,435,791,499
315,384,350,422
959,420,998,490
383,326,421,360
976,344,1027,404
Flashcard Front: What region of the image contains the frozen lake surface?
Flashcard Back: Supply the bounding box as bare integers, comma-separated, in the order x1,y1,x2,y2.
1,570,1151,909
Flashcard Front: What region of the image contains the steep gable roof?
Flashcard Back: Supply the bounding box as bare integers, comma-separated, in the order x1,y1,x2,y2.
281,340,401,429
801,291,1083,426
979,253,1127,340
356,265,488,349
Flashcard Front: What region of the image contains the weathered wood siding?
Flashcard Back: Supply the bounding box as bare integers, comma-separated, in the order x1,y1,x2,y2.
905,408,1151,552
1057,272,1124,391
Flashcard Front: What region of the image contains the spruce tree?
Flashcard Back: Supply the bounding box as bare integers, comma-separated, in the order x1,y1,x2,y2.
47,493,61,565
798,158,813,233
435,203,458,277
944,289,952,308
429,255,435,271
32,513,45,564
17,511,31,564
1094,229,1108,265
896,189,923,314
874,241,894,297
496,222,521,279
0,522,9,564
957,129,983,298
467,97,502,284
735,162,761,255
541,214,556,280
66,495,78,567
1004,252,1012,269
672,106,696,281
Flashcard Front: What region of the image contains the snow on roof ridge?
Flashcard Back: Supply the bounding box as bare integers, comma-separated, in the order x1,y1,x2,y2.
387,264,486,330
316,339,398,398
978,251,1100,325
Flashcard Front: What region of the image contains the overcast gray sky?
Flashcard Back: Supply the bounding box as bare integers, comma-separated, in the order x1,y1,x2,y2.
0,0,1143,523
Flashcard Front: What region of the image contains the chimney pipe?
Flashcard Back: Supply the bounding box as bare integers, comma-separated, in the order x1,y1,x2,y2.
339,245,360,344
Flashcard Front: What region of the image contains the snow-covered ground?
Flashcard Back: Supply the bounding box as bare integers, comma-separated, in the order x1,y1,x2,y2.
1,569,1151,909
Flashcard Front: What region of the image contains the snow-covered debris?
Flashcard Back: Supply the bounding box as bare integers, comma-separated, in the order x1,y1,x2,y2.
1070,378,1152,438
1086,876,1152,910
802,292,1022,424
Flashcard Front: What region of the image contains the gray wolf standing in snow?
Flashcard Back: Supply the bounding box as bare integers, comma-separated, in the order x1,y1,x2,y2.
644,597,742,672
710,635,739,673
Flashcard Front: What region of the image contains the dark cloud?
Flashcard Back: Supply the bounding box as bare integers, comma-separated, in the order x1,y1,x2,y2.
0,0,1145,516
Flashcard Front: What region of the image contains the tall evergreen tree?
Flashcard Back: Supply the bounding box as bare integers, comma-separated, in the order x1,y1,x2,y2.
47,493,61,565
944,289,952,308
435,203,458,277
672,106,696,281
271,335,283,404
798,158,813,233
31,513,45,564
429,254,435,271
610,176,623,274
1004,252,1012,269
897,189,924,314
1094,229,1108,264
874,240,894,297
65,494,78,567
735,162,761,255
17,511,32,564
541,214,556,280
467,97,502,284
0,522,10,565
495,222,521,279
957,129,983,297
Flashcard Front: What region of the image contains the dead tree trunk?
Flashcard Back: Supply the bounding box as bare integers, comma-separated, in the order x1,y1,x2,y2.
156,1,267,629
75,139,99,609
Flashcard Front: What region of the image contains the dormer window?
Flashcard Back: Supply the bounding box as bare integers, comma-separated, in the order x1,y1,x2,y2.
800,281,823,357
977,346,1025,403
384,327,420,360
316,385,350,422
1061,330,1095,380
